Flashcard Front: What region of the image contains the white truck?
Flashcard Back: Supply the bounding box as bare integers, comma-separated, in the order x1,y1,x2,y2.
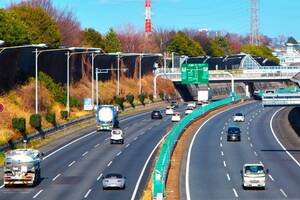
197,89,212,104
110,129,124,144
4,149,43,187
96,105,119,131
241,163,268,189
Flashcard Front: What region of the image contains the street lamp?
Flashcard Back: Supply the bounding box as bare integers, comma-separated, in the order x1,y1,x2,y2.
0,40,4,46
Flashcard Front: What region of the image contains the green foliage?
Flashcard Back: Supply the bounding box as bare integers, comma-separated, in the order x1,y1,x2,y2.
167,32,205,56
0,9,30,46
39,72,65,105
30,114,42,130
60,111,68,120
287,37,298,44
12,117,26,134
104,28,122,53
126,94,135,108
10,5,61,48
70,96,81,108
46,112,56,126
149,94,154,102
241,45,280,65
210,37,231,57
114,96,125,110
82,28,105,49
138,94,146,106
159,92,165,100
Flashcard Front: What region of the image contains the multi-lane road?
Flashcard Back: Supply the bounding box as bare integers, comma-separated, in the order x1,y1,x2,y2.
185,102,300,199
0,106,185,200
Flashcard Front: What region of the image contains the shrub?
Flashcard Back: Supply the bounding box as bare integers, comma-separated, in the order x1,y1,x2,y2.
138,94,146,106
126,94,135,108
114,97,125,110
60,111,69,120
70,96,81,108
30,114,42,131
149,94,154,102
46,112,56,126
12,117,26,134
159,92,165,100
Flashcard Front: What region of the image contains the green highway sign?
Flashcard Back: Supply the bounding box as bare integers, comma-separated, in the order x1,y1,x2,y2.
181,63,209,84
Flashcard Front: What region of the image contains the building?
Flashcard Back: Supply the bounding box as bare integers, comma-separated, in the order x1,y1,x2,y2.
273,43,300,66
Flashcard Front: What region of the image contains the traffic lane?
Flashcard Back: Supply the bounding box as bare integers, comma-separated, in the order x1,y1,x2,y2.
221,104,283,199
0,108,173,199
35,114,172,200
188,103,257,199
250,106,300,199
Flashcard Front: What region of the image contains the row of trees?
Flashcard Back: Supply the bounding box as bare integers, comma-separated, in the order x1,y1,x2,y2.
1,0,291,62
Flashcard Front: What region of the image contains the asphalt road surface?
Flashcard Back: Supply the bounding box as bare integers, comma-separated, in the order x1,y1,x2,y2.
0,105,186,200
185,102,300,199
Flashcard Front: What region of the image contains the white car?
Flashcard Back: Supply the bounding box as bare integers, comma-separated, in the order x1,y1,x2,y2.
110,129,124,144
187,102,196,109
171,112,181,122
233,113,245,122
102,173,126,190
185,107,194,115
165,106,174,115
241,163,268,189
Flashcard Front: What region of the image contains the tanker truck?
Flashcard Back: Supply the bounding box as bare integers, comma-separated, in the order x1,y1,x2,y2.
96,105,119,131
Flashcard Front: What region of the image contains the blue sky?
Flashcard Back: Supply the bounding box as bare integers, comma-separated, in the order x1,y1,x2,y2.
1,0,299,39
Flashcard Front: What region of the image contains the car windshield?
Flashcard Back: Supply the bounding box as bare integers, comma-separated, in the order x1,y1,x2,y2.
245,166,264,175
235,113,243,116
228,127,240,134
152,110,160,113
105,173,123,178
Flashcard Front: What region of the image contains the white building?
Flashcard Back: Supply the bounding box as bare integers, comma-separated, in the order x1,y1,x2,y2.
273,43,300,66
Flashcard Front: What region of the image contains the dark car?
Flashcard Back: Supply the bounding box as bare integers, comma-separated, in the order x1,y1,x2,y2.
170,100,179,109
151,110,163,119
227,125,241,141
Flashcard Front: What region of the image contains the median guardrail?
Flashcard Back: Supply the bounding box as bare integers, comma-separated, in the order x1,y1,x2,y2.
152,96,241,200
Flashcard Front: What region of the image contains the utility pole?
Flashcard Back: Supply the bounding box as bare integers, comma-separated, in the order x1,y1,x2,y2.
250,0,259,46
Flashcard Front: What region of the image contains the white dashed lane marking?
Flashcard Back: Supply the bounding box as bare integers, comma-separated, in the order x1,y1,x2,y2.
223,161,227,167
107,161,113,167
52,173,61,181
227,173,231,181
68,161,76,167
84,189,92,199
116,151,122,156
232,188,238,198
97,173,103,181
269,174,275,181
221,151,224,156
82,151,89,157
94,143,100,148
280,189,288,198
33,189,43,199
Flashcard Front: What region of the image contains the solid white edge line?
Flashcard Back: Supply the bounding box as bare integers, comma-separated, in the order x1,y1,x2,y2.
52,173,61,181
232,188,238,198
130,132,170,200
280,188,288,198
33,189,43,199
42,111,152,160
185,104,243,200
270,108,300,168
84,189,92,199
43,131,97,160
97,173,103,181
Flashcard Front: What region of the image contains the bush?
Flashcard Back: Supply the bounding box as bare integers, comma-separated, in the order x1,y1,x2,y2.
149,94,154,102
46,112,56,126
70,96,81,108
138,94,146,106
159,92,165,100
12,117,26,134
30,114,42,131
60,111,69,120
126,94,135,108
114,97,125,110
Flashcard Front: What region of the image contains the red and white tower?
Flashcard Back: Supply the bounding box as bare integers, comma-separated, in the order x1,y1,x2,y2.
145,0,152,33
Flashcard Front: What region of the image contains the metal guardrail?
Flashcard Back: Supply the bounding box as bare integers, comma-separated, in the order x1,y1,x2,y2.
152,96,241,200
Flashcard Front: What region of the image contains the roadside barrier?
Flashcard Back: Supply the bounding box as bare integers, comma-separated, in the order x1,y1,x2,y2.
152,96,241,200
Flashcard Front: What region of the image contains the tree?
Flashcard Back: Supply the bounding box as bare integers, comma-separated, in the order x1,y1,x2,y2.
0,9,30,46
11,0,82,46
241,45,279,65
210,36,231,57
117,24,144,52
287,37,298,44
82,28,104,49
104,28,122,53
167,32,205,56
10,5,62,48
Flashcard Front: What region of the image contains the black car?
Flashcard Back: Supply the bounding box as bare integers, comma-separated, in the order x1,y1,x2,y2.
151,110,163,119
227,125,241,141
170,100,179,109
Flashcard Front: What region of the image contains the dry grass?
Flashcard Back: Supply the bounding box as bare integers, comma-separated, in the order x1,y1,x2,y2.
0,74,175,145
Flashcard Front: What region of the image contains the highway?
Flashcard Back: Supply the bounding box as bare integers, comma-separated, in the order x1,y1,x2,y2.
0,105,185,200
185,102,300,200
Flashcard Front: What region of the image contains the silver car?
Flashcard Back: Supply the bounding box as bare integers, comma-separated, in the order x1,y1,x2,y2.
102,173,126,189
